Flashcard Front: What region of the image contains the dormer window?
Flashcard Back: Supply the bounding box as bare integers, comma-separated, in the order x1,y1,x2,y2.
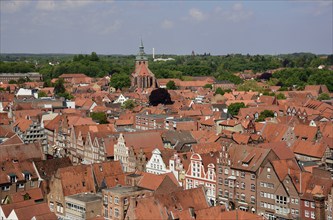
9,174,17,183
23,171,31,181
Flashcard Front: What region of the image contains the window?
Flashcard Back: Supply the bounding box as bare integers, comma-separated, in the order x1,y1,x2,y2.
224,179,229,186
295,198,299,204
251,173,255,179
104,207,108,217
103,195,108,204
241,182,245,189
267,174,271,179
305,210,310,218
305,201,310,207
311,202,315,208
276,195,287,204
9,174,17,183
251,184,255,191
56,203,63,213
115,208,119,217
240,194,245,202
30,181,35,187
2,186,10,191
24,173,31,181
224,168,229,175
218,167,222,174
224,190,229,198
218,177,223,185
109,208,113,217
18,183,25,188
311,211,315,219
109,196,113,203
49,202,54,211
115,197,119,204
251,196,255,204
241,172,245,178
124,198,128,205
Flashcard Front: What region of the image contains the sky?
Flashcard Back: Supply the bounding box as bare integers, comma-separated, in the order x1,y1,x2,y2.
1,0,332,55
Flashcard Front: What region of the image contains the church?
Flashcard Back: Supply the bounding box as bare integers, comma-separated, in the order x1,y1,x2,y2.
131,40,157,89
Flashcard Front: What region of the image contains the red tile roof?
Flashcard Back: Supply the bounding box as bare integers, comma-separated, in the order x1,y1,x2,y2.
0,141,43,161
9,187,44,203
56,164,96,196
91,161,124,188
123,131,164,150
291,140,327,158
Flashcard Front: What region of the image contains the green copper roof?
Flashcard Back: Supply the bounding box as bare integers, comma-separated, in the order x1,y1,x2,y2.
136,40,148,61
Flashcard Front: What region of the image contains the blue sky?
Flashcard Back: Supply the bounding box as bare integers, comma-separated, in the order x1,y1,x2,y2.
1,0,332,55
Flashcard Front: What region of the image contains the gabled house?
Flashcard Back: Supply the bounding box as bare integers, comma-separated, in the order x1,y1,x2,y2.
114,131,164,172
47,165,96,217
113,94,129,104
216,144,279,212
145,148,176,175
185,152,219,205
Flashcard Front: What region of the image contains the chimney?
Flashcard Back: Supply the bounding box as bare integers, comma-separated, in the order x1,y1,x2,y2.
313,194,326,220
130,196,137,208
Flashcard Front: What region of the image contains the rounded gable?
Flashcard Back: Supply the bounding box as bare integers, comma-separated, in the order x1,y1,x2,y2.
191,153,202,161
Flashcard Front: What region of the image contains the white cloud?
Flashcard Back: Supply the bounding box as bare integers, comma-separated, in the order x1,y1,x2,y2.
189,8,205,21
35,0,93,11
161,19,174,29
223,3,253,22
0,1,30,13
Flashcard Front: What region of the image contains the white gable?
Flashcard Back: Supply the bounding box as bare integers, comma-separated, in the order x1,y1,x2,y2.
16,88,32,96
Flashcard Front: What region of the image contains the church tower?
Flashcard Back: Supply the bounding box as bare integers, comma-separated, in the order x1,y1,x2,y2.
131,40,157,89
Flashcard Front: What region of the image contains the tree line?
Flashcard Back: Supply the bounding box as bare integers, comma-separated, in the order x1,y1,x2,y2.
1,52,332,91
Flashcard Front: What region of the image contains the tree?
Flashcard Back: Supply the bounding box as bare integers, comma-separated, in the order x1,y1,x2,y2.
237,80,263,92
276,93,286,100
166,80,177,90
259,72,272,80
317,93,330,101
215,87,225,95
43,79,52,87
8,80,17,84
110,73,131,89
91,112,109,124
203,84,212,89
38,91,48,98
122,99,136,110
228,102,246,116
256,110,275,122
90,52,99,62
54,78,66,94
149,88,173,106
61,92,74,100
